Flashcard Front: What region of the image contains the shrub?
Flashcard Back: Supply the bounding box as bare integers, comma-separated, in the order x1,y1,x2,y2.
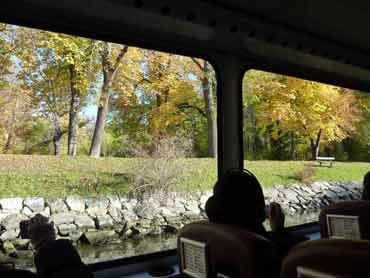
295,164,317,184
129,135,193,200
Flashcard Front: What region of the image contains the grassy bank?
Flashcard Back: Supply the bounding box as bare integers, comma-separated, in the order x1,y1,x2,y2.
0,155,368,198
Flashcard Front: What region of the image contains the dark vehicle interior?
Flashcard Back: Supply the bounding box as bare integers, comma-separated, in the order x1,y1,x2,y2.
1,1,370,277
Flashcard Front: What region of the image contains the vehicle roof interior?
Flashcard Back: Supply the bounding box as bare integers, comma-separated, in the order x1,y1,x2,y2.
2,0,370,91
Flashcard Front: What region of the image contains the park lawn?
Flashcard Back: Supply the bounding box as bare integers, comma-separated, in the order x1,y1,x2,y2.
0,155,369,198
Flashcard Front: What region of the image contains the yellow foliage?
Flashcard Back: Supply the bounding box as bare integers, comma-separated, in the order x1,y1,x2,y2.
244,70,363,143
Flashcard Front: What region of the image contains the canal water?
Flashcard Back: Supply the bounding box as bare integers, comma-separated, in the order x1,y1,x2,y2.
14,211,320,271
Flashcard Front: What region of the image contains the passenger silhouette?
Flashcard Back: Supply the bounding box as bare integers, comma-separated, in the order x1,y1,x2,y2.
205,168,306,255
0,214,92,278
362,171,370,200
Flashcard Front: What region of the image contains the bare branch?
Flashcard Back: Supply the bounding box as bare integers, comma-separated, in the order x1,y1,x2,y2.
191,58,204,71
177,102,207,118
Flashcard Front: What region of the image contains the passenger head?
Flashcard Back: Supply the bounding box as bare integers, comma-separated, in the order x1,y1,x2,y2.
205,168,266,231
362,171,370,200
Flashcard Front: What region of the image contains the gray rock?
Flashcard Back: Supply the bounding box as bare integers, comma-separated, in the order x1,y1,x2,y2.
0,198,23,212
0,229,19,241
160,207,178,219
324,190,339,200
1,214,27,230
0,212,11,222
86,207,107,217
11,239,30,250
123,209,139,227
284,190,299,203
134,202,160,220
122,199,137,211
51,212,76,225
183,211,202,221
108,207,125,224
65,196,85,212
86,198,109,209
86,198,109,217
0,252,12,264
22,206,50,218
173,199,186,213
199,192,212,209
68,230,83,242
2,241,16,256
320,182,330,189
22,207,33,217
134,219,152,235
48,199,69,214
74,214,95,229
184,201,201,215
16,250,33,259
107,195,122,209
81,230,117,245
310,182,324,193
41,206,51,217
58,223,77,236
95,215,114,229
23,197,45,212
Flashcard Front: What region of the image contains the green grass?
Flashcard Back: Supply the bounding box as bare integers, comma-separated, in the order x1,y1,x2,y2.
0,155,369,198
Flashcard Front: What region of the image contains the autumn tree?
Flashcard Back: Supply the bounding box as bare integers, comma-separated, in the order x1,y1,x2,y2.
0,81,35,153
136,51,202,138
89,42,129,157
108,50,206,155
190,59,217,157
0,25,40,153
244,70,363,159
42,32,97,156
25,63,71,155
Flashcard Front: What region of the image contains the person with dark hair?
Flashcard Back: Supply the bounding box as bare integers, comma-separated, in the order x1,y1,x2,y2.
205,168,306,255
0,214,92,278
362,171,370,200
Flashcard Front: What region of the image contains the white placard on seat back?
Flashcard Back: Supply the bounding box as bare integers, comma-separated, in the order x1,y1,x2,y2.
326,214,361,240
179,237,208,278
217,274,231,278
297,266,341,278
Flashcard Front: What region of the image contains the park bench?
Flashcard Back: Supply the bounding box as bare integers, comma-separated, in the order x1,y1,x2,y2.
316,156,335,167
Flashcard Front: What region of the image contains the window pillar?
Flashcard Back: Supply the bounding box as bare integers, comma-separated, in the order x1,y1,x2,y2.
215,55,244,177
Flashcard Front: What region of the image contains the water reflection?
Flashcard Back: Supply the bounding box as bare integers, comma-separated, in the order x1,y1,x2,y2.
14,234,177,271
14,212,319,271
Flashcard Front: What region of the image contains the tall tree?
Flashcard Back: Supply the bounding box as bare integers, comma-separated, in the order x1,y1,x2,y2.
191,59,217,157
27,66,71,155
244,70,363,159
89,42,128,157
42,32,97,156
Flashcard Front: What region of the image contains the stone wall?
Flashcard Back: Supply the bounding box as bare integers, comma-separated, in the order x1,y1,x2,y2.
0,181,362,258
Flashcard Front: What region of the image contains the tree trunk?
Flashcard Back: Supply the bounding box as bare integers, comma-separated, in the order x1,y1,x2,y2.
3,131,13,154
89,83,111,157
290,132,297,160
3,94,18,154
89,45,128,158
67,65,80,156
156,94,162,107
246,101,257,160
310,129,322,160
52,114,62,155
202,61,217,158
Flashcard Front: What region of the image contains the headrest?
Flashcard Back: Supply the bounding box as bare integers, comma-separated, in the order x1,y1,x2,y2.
281,239,370,278
178,221,280,278
319,201,370,239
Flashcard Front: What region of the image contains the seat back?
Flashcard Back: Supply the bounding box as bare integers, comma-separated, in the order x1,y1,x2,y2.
281,239,370,278
319,200,370,239
178,221,280,278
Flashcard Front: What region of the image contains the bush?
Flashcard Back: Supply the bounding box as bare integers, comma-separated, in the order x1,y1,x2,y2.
295,164,316,184
129,135,193,200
